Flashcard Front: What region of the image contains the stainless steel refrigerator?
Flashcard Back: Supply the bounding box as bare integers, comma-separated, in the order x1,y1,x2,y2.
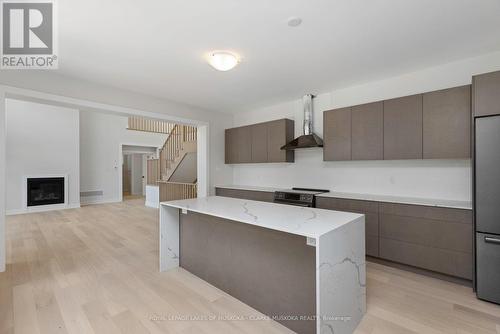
475,115,500,304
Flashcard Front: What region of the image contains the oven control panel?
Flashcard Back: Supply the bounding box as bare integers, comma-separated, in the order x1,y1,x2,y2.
274,191,315,206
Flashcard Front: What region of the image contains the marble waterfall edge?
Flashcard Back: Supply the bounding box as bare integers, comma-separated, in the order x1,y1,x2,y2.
160,197,366,334
159,205,180,271
318,216,366,334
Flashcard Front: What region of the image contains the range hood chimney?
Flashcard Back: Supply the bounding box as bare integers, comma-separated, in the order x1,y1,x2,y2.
281,94,324,150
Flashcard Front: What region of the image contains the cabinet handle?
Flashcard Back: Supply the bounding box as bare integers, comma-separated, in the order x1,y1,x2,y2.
485,237,500,245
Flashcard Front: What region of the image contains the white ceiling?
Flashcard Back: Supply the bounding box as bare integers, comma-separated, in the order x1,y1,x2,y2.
59,0,500,112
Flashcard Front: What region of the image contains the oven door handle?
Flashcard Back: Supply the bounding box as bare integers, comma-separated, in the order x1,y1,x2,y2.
274,200,311,207
485,237,500,245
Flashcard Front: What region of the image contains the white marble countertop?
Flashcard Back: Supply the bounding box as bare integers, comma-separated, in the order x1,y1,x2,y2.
215,185,289,192
316,192,472,210
161,196,364,239
215,185,472,210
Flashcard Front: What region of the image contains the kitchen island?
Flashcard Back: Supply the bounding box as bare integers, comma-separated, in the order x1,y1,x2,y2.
159,196,365,334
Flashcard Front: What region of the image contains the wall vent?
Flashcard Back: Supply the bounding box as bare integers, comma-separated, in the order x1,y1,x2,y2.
80,190,104,197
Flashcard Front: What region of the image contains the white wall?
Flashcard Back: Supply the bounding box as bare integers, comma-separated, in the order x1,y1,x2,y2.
6,99,80,214
0,72,234,194
170,152,197,183
79,110,168,204
145,184,159,209
0,91,6,272
232,51,500,201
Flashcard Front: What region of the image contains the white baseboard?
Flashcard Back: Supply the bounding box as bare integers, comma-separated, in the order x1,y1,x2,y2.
80,198,121,206
7,203,81,216
6,209,27,216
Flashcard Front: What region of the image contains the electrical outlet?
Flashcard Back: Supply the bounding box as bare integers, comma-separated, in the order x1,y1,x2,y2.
306,237,316,247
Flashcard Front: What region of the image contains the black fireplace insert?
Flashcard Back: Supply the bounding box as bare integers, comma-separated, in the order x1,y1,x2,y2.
27,177,65,207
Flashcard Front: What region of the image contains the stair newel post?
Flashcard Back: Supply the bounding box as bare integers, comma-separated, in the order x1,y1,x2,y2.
159,148,162,180
166,143,169,176
180,125,185,152
159,147,164,180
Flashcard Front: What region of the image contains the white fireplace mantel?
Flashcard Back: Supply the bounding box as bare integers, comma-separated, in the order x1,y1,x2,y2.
17,174,73,214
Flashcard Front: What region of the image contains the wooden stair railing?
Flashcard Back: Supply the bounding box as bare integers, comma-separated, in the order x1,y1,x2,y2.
128,116,175,134
183,125,197,142
146,159,160,185
159,125,197,181
146,124,197,202
158,181,197,201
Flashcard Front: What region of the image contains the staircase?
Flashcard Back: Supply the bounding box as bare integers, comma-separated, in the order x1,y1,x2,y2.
158,124,197,182
130,117,198,202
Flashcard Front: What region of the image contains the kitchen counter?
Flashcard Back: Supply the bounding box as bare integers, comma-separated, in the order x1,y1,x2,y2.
316,191,472,210
162,196,363,239
215,184,289,193
159,196,366,334
215,185,472,210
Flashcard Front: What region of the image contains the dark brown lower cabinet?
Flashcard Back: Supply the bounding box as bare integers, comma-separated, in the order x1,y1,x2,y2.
378,203,473,279
379,238,472,279
315,197,380,257
216,188,473,279
215,187,274,203
317,197,473,279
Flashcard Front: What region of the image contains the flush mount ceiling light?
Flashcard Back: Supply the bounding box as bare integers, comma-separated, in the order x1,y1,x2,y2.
287,16,302,27
207,51,240,71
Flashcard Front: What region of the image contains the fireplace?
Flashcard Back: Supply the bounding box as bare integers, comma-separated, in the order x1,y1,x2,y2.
27,177,65,207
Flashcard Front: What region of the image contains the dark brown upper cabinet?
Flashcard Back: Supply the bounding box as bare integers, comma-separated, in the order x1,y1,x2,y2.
351,102,384,160
423,85,471,159
251,122,268,163
224,128,237,164
225,126,252,164
267,119,294,163
225,119,294,164
383,94,423,160
323,107,351,161
237,126,252,163
323,86,472,161
473,70,500,117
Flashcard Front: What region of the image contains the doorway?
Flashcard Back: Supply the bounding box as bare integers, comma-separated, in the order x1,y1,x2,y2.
121,145,157,201
122,154,132,197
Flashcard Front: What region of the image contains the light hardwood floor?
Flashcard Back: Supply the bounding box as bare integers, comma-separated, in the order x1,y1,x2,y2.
1,199,499,334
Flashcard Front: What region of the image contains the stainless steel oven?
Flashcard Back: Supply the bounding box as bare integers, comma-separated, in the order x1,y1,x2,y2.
274,188,329,207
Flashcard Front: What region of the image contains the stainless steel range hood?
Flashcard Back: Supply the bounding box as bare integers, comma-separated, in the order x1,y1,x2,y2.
281,94,324,150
